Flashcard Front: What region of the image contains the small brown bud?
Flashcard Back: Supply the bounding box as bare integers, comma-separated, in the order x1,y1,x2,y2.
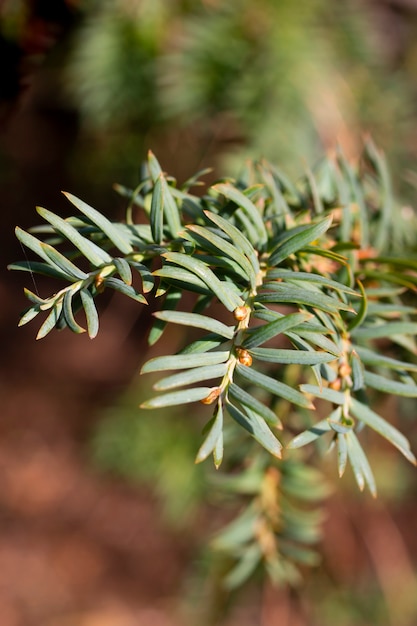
200,387,221,405
233,306,249,322
329,378,342,391
339,363,352,378
236,348,252,367
94,274,105,293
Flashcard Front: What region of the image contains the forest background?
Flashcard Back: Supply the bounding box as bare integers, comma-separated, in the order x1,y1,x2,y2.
1,1,417,625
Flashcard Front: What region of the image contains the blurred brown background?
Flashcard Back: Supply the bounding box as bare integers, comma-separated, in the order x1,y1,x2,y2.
1,1,417,625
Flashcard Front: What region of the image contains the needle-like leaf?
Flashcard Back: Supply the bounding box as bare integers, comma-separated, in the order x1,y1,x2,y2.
141,351,230,374
36,207,112,266
162,252,244,311
153,310,235,339
63,192,134,254
141,387,215,408
226,400,282,457
269,216,332,266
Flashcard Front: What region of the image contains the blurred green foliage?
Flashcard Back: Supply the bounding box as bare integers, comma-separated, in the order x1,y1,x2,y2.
92,380,207,525
65,0,417,180
3,0,416,185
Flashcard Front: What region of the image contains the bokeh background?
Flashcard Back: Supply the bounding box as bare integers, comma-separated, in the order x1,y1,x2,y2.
1,1,417,625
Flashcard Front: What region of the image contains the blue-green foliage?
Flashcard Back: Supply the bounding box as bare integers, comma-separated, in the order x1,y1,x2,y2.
10,141,417,588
